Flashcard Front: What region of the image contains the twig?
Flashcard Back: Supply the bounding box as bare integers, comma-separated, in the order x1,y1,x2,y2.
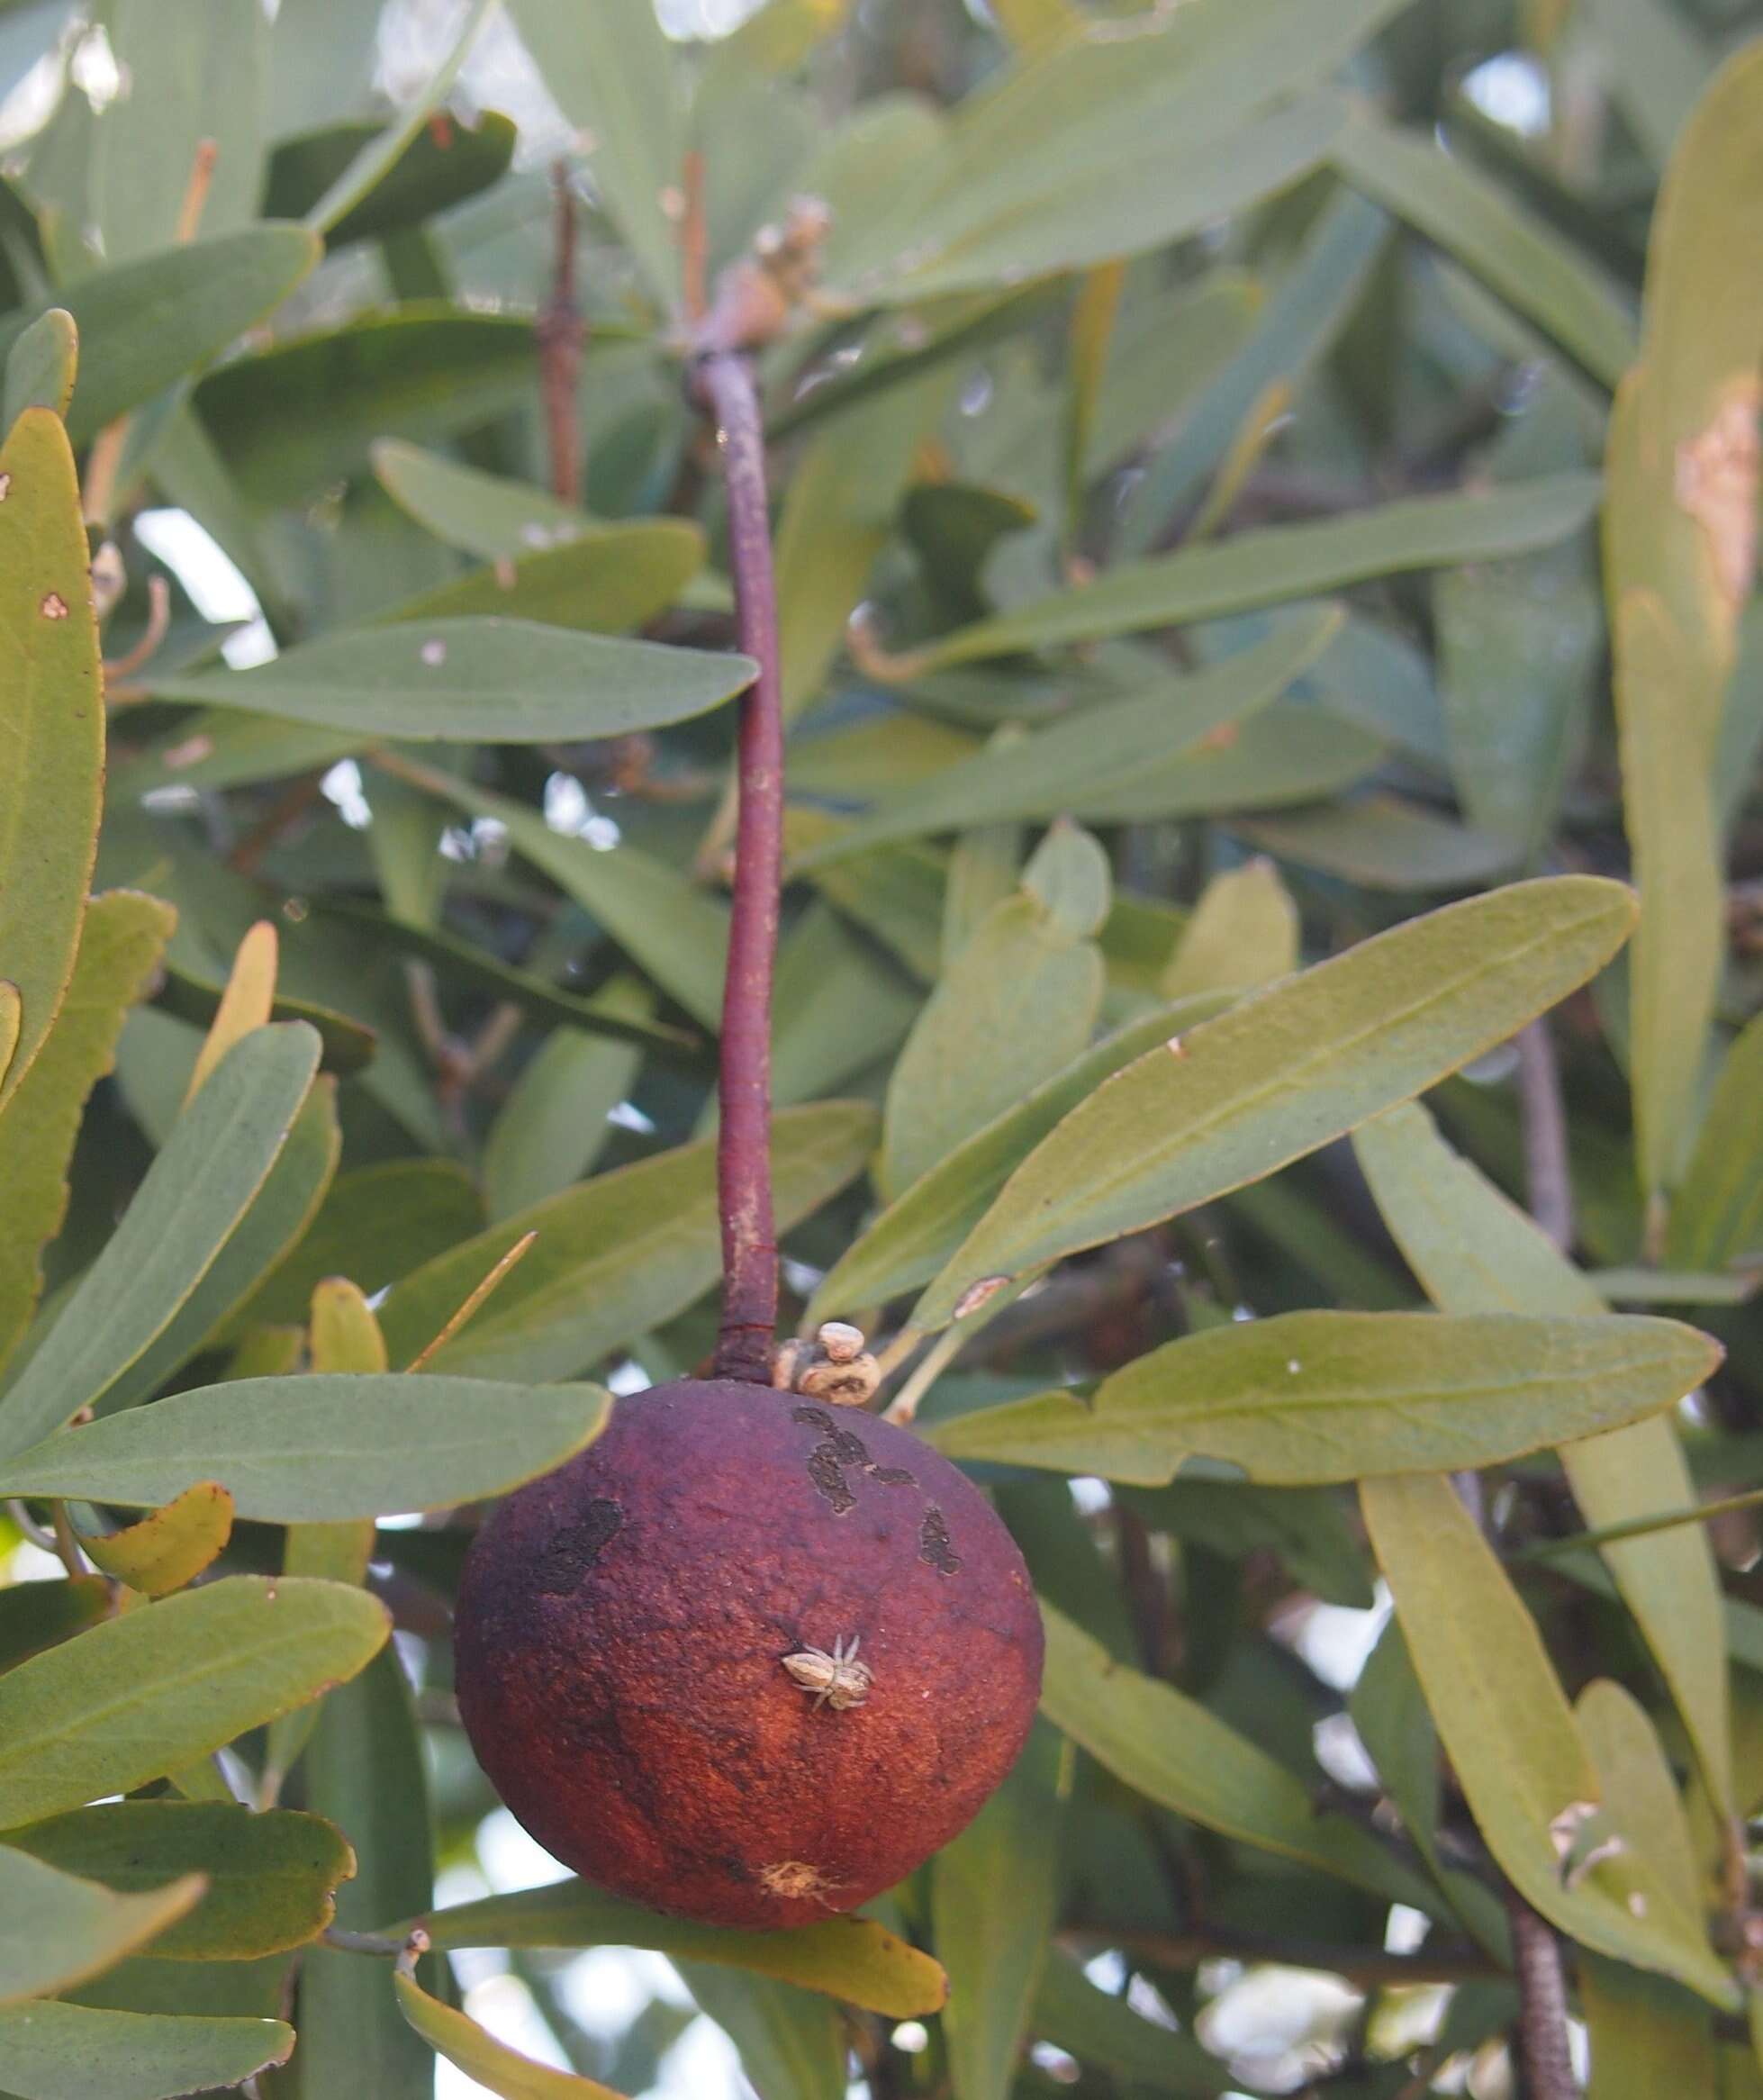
1515,1019,1574,1255
175,139,219,242
882,1323,965,1426
228,771,325,875
1514,1483,1763,1561
102,574,171,683
681,149,708,326
537,160,584,506
50,1501,87,1580
692,349,784,1383
1505,1895,1579,2098
1065,1921,1502,1988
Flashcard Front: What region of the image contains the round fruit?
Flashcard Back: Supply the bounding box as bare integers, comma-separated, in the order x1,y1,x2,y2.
453,1377,1043,1929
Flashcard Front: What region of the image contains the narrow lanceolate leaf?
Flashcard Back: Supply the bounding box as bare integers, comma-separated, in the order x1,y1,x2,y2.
1668,1010,1763,1271
1604,42,1763,1207
1038,1606,1429,1907
75,1483,234,1598
914,877,1637,1332
934,1722,1070,2100
676,1966,845,2100
0,1023,321,1458
376,1103,877,1384
0,1578,388,1829
930,1311,1717,1486
794,610,1341,866
0,1843,203,2004
1361,1473,1736,2006
0,410,104,1109
410,1882,948,2018
1354,1100,1734,1815
184,921,277,1102
900,475,1599,671
1330,109,1637,388
137,620,755,744
0,890,173,1371
809,993,1232,1322
3,308,77,428
5,1803,354,1961
0,2000,293,2099
394,1966,623,2098
0,1377,612,1523
1161,859,1297,1000
0,226,321,443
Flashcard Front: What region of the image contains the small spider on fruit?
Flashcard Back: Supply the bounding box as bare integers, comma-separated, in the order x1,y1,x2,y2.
782,1633,872,1712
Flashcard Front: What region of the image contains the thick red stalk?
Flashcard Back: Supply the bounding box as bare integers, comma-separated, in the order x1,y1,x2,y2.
695,349,783,1381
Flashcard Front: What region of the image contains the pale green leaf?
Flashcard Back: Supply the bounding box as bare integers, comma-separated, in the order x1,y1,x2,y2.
0,891,173,1372
1330,107,1637,387
931,1310,1717,1485
484,987,652,1222
1586,0,1714,167
907,475,1599,671
1161,859,1297,1000
5,1803,355,1962
1038,1604,1429,1906
1361,1472,1736,2005
376,1103,876,1382
3,307,75,429
395,1967,622,2097
0,410,104,1109
913,876,1637,1331
678,1966,844,2100
408,1879,948,2018
1354,1100,1734,1815
0,1023,322,1458
0,1578,388,1829
0,1375,611,1521
0,1844,203,2005
0,1999,293,2099
1669,1009,1763,1271
137,619,754,744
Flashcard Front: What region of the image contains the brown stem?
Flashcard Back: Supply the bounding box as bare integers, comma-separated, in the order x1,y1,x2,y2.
1067,1921,1502,1988
537,160,583,506
1505,1894,1579,2097
1515,1018,1574,1254
694,349,783,1382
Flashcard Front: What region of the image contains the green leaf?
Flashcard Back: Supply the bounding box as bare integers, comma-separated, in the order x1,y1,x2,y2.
0,1999,293,2099
5,1804,354,1962
1669,1010,1763,1270
1031,1951,1234,2095
0,1375,612,1521
3,306,75,428
376,1103,876,1382
677,1966,844,2100
1353,1100,1734,1816
374,756,730,1028
0,891,173,1372
912,876,1637,1331
931,1310,1717,1485
89,1077,341,1422
137,619,754,743
394,1966,622,2098
303,0,497,234
507,0,682,307
793,608,1342,865
1581,1956,1721,2095
409,1882,948,2017
0,1023,322,1457
297,1645,436,2099
1604,41,1763,1207
904,474,1600,671
1161,859,1297,1000
1577,1679,1707,1934
192,307,536,504
0,1580,111,1679
0,227,320,445
1038,1603,1427,1905
152,961,375,1077
1361,1472,1737,2005
934,1720,1070,2100
1585,0,1713,167
1330,107,1636,388
0,1842,203,2004
370,437,605,558
0,410,104,1109
484,989,652,1222
1233,794,1520,892
883,890,1103,1199
76,1482,234,1598
267,111,517,250
0,1577,387,1829
809,993,1233,1321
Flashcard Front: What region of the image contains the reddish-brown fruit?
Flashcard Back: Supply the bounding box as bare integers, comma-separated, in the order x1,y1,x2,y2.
453,1378,1043,1929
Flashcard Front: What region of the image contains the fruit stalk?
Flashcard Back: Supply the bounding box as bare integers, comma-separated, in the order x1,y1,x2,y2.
693,348,784,1381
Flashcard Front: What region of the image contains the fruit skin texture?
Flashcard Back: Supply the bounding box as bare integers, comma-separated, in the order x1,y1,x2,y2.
454,1377,1044,1929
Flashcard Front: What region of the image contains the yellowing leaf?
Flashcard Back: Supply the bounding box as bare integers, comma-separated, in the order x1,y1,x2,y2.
308,1278,388,1376
394,1962,622,2097
0,410,104,1109
184,922,277,1104
76,1483,235,1598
